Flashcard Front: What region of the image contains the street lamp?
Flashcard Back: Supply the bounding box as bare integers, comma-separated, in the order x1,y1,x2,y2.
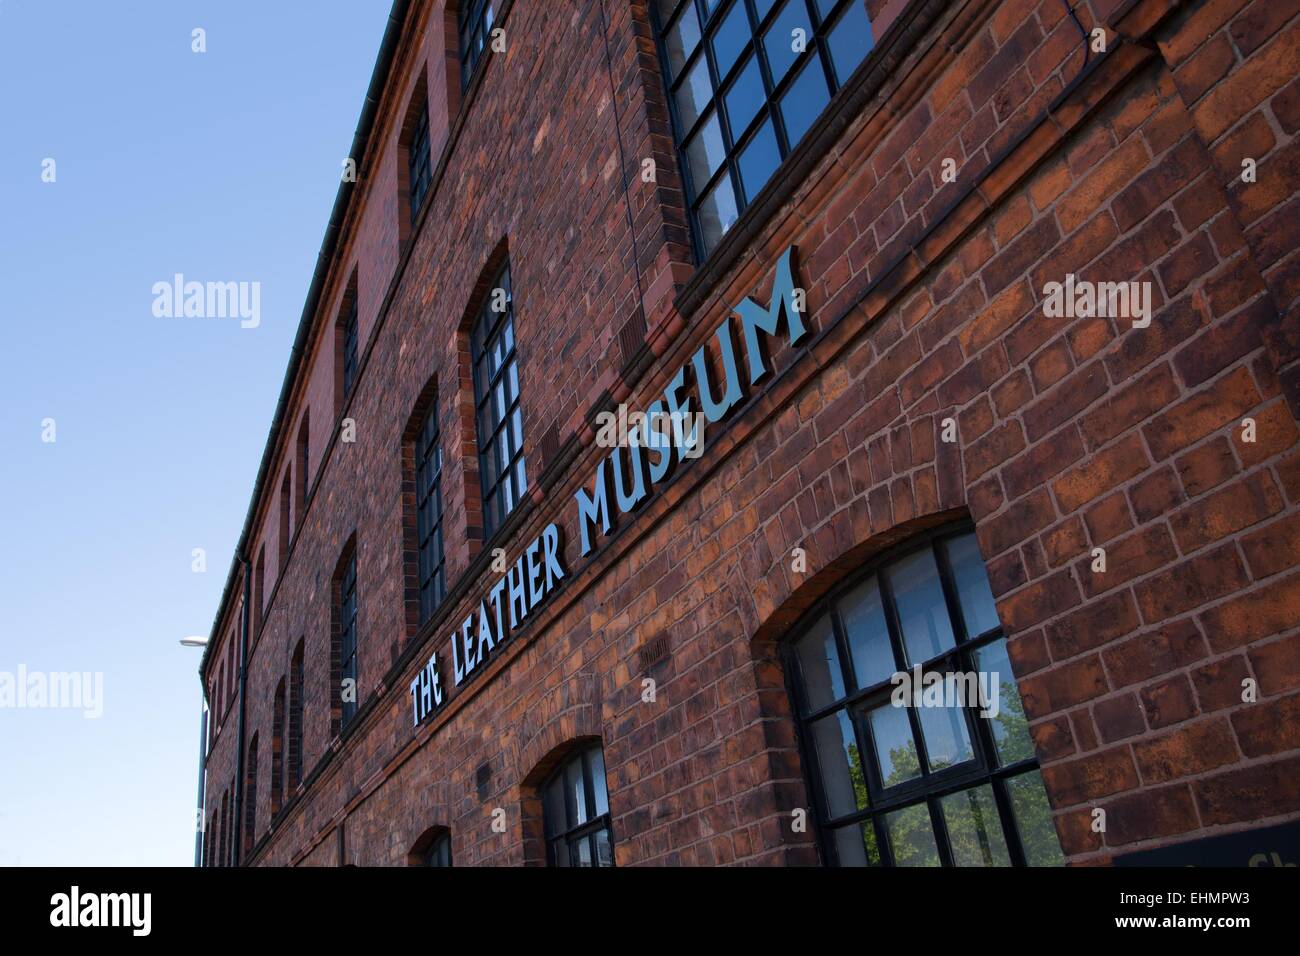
181,636,209,867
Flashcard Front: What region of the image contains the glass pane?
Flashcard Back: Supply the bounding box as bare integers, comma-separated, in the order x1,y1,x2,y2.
696,173,739,255
712,0,751,79
945,533,1001,639
723,54,766,139
676,55,714,132
764,0,813,84
794,616,845,711
941,785,1012,866
683,111,726,187
737,118,781,204
543,778,565,838
839,576,894,690
1006,770,1066,866
915,696,974,771
755,0,779,20
826,0,875,85
976,638,1035,766
883,803,941,866
565,757,587,827
888,547,956,665
809,710,868,818
832,821,881,866
589,748,610,817
662,2,702,80
594,827,614,867
779,56,830,146
551,838,569,866
574,836,593,867
866,702,921,787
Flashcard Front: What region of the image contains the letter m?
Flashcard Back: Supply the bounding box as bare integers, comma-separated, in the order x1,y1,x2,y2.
736,246,807,386
574,459,612,557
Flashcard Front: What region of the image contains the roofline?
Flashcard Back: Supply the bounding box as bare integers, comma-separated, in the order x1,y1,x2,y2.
199,0,415,683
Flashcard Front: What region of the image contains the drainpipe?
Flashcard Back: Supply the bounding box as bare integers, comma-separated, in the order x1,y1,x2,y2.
231,552,252,865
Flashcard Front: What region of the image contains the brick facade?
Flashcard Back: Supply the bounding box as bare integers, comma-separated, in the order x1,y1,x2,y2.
200,0,1300,867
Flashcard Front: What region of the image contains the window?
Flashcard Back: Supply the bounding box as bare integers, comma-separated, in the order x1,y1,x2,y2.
338,551,359,728
271,678,286,816
784,528,1065,867
470,263,526,537
289,639,304,790
542,744,614,867
254,547,266,633
279,470,292,571
295,412,310,521
423,832,452,867
244,734,259,855
341,296,360,403
652,0,875,259
458,0,496,91
415,399,447,622
407,95,432,224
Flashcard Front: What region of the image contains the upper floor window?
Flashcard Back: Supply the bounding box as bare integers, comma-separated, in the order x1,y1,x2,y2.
289,639,305,790
407,95,432,224
470,263,526,538
543,744,614,867
784,528,1065,867
458,0,496,91
341,296,360,403
415,399,447,623
652,0,875,259
338,551,359,728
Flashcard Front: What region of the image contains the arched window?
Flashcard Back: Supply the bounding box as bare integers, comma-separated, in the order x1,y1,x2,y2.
271,678,286,816
413,392,446,623
332,542,360,732
458,0,497,91
470,261,526,538
289,638,305,790
408,826,452,867
244,734,259,856
783,526,1065,867
541,744,614,867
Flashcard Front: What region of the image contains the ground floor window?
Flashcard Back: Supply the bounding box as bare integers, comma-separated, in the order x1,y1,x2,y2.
543,744,614,867
784,526,1065,866
423,832,452,867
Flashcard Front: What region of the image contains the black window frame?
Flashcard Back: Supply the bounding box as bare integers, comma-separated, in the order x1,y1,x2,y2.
341,296,360,403
423,831,452,867
415,397,447,623
458,0,497,92
407,95,432,224
651,0,876,262
782,523,1063,867
542,744,615,868
339,552,359,728
470,262,526,539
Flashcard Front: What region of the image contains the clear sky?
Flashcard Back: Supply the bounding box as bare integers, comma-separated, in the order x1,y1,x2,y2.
0,0,393,866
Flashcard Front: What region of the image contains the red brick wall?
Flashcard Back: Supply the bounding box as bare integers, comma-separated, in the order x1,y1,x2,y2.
203,0,1300,867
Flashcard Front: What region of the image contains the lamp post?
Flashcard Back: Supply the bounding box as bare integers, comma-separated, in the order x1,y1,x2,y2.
181,637,209,867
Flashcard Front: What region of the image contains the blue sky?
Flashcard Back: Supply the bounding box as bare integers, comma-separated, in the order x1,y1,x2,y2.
0,0,392,865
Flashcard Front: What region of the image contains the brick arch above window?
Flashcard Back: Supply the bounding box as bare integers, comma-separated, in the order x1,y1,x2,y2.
406,825,453,866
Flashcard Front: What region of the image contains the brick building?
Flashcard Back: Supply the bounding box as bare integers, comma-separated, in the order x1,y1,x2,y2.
198,0,1300,868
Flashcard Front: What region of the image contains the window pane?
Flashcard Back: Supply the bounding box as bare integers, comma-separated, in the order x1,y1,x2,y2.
866,702,920,787
676,55,714,132
975,638,1035,765
887,547,956,664
826,0,875,84
589,747,610,817
565,757,587,827
683,111,727,187
543,778,565,837
1006,770,1066,866
795,616,845,711
737,118,781,204
551,838,569,866
882,802,941,866
594,827,614,867
779,56,830,146
945,533,1001,639
941,785,1012,866
662,2,702,80
696,173,739,255
831,821,881,866
723,55,766,139
711,0,751,79
574,836,593,867
915,698,974,770
839,576,893,690
764,0,813,85
809,710,868,817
